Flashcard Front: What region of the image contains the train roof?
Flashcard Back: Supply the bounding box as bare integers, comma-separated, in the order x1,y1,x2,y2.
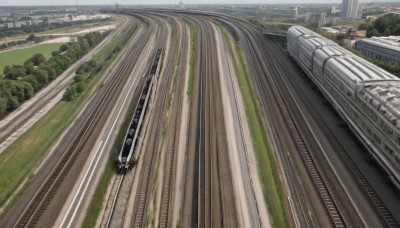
315,45,348,57
289,25,400,126
360,81,400,129
289,25,398,83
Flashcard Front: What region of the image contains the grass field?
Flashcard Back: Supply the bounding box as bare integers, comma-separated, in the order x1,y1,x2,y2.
0,43,61,73
221,25,288,227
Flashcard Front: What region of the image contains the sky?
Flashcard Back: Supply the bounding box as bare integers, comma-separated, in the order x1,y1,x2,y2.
0,0,395,6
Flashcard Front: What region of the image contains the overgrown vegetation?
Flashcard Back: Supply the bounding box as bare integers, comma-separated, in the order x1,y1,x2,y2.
63,59,100,101
184,18,198,99
220,25,288,227
358,13,400,37
0,31,110,117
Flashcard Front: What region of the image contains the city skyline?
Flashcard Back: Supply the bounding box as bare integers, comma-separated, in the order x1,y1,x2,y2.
0,0,393,6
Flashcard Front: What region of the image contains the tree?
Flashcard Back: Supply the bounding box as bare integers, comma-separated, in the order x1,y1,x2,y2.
33,69,49,87
3,65,11,76
7,96,19,111
59,44,68,52
23,75,40,92
75,82,86,93
25,62,35,75
74,74,84,83
39,64,56,81
25,53,46,66
4,65,26,80
0,97,7,117
63,87,76,101
26,33,35,42
21,81,34,99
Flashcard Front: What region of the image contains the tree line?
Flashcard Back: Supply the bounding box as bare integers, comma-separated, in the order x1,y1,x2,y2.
0,31,109,117
0,17,111,38
358,13,400,37
0,34,42,51
63,38,122,101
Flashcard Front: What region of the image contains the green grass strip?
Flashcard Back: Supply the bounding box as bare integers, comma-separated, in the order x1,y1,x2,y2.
220,25,288,228
184,17,197,100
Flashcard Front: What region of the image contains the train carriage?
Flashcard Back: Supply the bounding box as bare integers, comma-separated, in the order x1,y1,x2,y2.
287,26,400,190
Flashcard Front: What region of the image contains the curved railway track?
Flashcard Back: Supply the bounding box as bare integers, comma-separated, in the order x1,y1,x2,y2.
130,13,171,228
234,21,348,227
11,17,153,228
5,9,400,228
158,16,188,228
104,174,124,228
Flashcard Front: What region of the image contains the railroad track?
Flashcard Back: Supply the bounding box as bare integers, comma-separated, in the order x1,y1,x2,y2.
268,42,400,227
130,14,172,228
11,18,152,228
252,29,346,227
104,174,125,228
183,17,237,228
158,17,188,228
215,18,348,227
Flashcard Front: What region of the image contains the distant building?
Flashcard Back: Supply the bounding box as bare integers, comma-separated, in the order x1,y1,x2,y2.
344,39,357,48
305,12,326,29
331,6,341,15
350,29,367,39
290,7,298,18
341,0,359,19
356,36,400,64
331,17,340,25
322,27,340,35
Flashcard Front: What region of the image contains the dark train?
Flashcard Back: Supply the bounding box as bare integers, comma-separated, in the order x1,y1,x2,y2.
115,48,163,172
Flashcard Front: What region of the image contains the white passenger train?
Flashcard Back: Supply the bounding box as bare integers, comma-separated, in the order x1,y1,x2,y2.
287,26,400,190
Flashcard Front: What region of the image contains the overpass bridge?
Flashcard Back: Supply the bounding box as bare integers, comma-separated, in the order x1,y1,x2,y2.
262,28,287,37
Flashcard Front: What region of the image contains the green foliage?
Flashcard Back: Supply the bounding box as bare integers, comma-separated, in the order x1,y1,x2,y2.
0,97,7,116
26,34,35,42
63,87,75,101
359,13,400,37
0,31,109,116
74,82,86,93
4,65,26,80
176,220,182,228
25,53,46,66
